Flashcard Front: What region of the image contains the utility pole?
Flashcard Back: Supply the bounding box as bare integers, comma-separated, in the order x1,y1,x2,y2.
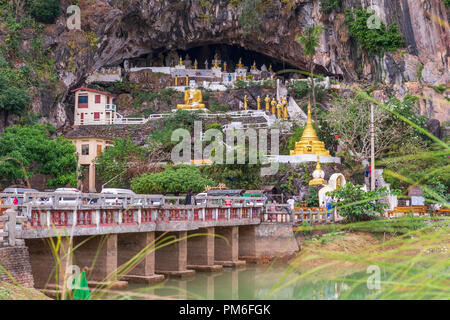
370,103,375,191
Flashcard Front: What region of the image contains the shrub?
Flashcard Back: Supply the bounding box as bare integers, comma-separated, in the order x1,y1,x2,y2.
320,0,342,13
344,7,405,55
30,0,60,24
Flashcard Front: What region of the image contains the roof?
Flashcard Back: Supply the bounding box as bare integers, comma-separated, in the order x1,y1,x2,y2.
243,190,264,194
206,189,244,196
71,87,116,97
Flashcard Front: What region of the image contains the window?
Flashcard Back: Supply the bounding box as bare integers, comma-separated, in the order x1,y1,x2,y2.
94,112,100,121
95,95,101,104
81,145,89,155
97,145,102,156
78,95,88,108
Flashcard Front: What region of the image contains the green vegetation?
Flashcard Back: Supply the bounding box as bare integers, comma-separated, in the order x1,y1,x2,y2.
289,81,326,102
151,110,201,149
445,0,450,8
30,0,60,24
238,0,267,35
95,138,147,188
344,7,405,55
433,84,448,94
320,0,342,13
0,124,77,188
209,99,228,112
131,165,214,194
327,183,390,222
295,25,324,120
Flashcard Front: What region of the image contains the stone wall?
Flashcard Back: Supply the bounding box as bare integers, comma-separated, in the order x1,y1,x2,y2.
0,246,34,288
254,223,299,259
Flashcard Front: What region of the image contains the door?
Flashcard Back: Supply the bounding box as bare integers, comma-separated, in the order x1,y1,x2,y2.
80,113,84,125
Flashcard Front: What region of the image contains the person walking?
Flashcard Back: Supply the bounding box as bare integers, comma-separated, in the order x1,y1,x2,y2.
184,189,193,205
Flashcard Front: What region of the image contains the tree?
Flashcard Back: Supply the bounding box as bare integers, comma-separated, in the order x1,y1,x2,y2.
95,138,163,188
0,124,77,188
131,165,215,194
327,183,390,222
327,93,422,163
238,0,263,35
30,0,60,24
295,25,324,121
0,69,31,124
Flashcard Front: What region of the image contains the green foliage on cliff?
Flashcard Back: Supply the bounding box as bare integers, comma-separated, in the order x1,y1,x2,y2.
238,0,266,35
289,81,326,102
445,0,450,8
320,0,342,13
30,0,60,24
344,8,405,55
131,165,215,194
0,124,77,188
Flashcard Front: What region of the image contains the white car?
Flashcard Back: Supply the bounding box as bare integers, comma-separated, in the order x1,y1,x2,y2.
101,188,136,205
37,188,81,206
195,193,208,205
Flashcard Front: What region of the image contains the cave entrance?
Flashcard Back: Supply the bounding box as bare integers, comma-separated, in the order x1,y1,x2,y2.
129,44,305,79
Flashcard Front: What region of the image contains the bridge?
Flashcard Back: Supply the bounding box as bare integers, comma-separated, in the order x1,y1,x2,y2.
0,192,278,293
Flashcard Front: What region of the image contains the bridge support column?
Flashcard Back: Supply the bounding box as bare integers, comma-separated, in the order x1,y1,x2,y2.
155,231,195,278
239,225,258,263
117,232,164,284
73,234,125,287
25,237,73,291
214,226,245,267
187,227,222,272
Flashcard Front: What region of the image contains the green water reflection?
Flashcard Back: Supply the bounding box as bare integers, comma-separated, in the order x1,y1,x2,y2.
115,265,383,300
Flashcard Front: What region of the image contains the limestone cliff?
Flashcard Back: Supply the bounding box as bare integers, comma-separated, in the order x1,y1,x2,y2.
2,0,449,128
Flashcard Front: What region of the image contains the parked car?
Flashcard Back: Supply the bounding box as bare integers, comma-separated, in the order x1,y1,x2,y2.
101,188,136,205
195,193,208,205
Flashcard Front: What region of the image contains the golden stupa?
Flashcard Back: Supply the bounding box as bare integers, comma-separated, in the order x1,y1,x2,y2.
290,102,331,157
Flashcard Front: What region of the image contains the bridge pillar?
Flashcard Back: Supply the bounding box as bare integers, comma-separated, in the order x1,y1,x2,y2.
117,232,164,284
155,231,195,278
25,237,73,291
187,227,222,272
73,234,122,285
238,225,258,263
214,226,245,267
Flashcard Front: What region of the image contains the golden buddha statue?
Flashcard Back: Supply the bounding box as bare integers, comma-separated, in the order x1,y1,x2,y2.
178,56,184,66
177,80,206,109
271,99,277,115
290,102,331,156
251,61,257,70
257,96,261,110
283,104,289,119
194,59,198,69
237,58,244,69
277,103,282,118
244,95,248,110
265,96,271,112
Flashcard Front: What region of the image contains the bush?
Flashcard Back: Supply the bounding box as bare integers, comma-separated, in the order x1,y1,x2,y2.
131,166,215,194
30,0,60,24
344,7,405,55
320,0,342,13
327,183,390,222
289,81,326,102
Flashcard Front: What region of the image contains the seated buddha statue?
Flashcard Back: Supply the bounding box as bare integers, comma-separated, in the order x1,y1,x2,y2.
177,80,206,109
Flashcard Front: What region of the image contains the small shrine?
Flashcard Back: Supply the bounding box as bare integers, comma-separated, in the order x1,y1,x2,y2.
309,156,328,186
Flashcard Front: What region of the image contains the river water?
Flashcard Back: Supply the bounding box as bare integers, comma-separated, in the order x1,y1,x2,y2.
112,265,376,300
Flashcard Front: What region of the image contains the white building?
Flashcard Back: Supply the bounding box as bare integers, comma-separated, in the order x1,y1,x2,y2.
72,87,117,126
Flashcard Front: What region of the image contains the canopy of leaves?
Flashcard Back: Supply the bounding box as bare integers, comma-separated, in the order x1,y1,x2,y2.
0,57,31,116
295,25,324,58
344,8,405,55
30,0,60,24
95,138,148,188
289,81,326,101
131,165,215,194
327,93,425,163
0,124,76,188
320,0,342,13
327,183,390,222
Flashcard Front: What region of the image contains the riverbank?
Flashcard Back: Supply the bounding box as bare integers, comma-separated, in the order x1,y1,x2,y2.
0,282,51,300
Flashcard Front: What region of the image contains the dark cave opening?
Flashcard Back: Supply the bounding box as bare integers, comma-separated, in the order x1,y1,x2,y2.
128,43,306,79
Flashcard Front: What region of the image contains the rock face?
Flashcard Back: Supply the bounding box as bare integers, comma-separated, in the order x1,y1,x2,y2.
4,0,449,128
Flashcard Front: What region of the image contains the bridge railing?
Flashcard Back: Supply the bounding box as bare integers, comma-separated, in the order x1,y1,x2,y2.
262,204,293,223
0,208,26,246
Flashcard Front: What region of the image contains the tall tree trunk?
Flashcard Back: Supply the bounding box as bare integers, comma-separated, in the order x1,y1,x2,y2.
310,59,317,121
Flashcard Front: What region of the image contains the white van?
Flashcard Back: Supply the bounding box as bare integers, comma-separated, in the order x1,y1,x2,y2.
195,193,208,205
101,188,136,205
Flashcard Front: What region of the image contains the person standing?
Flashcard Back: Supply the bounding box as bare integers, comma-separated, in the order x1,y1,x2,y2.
184,189,193,205
13,197,18,206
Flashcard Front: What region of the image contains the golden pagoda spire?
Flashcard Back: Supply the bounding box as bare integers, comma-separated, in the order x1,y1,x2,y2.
290,101,331,157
